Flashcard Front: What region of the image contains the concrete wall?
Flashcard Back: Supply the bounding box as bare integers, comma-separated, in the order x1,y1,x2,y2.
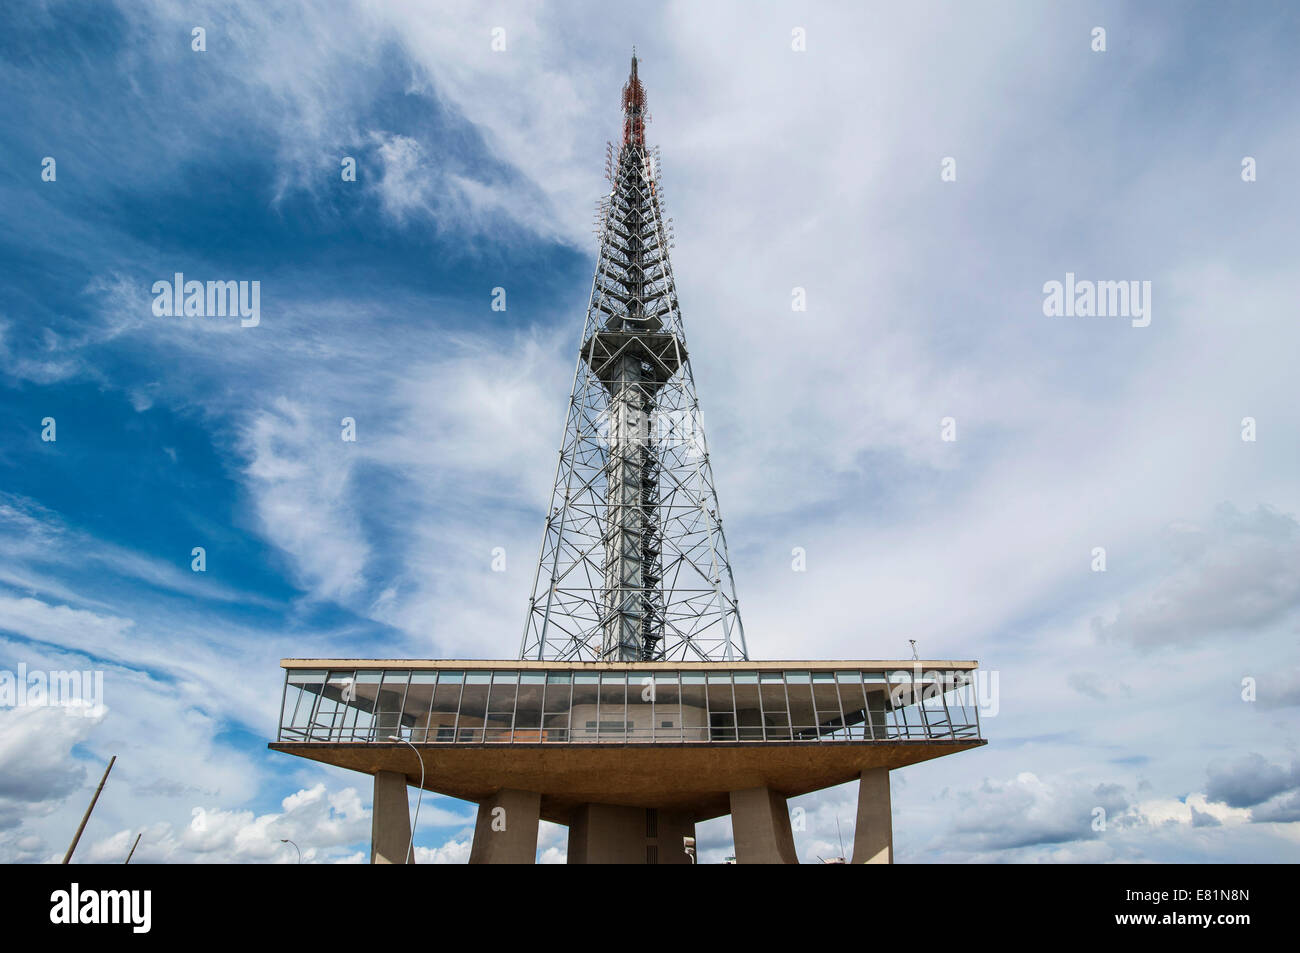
567,803,695,864
568,703,707,741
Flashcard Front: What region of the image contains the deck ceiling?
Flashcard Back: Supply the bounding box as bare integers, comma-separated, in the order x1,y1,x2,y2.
270,738,986,823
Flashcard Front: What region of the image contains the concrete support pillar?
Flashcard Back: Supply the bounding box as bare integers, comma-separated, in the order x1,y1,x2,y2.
567,804,694,864
469,789,541,864
729,786,798,864
852,767,893,864
370,770,413,864
568,804,643,864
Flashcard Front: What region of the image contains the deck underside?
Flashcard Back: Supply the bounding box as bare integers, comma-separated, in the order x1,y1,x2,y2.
270,738,986,823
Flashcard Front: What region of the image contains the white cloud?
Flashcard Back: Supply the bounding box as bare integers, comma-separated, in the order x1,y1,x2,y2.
1094,506,1300,649
368,132,436,225
242,397,371,602
413,837,471,864
0,706,103,832
76,782,371,864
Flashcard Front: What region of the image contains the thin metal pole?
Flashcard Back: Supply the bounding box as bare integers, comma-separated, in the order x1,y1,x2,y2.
832,675,848,740
390,737,425,865
276,670,289,742
863,672,878,740
124,832,141,864
62,755,115,864
939,670,956,739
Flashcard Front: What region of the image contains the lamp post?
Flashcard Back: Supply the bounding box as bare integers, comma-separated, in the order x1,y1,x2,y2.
280,838,301,863
387,735,425,864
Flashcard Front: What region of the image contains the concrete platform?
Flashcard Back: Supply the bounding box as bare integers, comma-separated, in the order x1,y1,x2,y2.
270,737,984,823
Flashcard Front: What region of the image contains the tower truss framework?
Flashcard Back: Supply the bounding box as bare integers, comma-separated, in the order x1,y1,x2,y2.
520,55,747,663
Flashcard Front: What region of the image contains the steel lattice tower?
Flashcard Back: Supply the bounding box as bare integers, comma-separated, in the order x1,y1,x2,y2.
521,54,747,663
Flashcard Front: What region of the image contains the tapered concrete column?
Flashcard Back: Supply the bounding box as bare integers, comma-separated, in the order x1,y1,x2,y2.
729,786,798,864
370,770,413,864
469,789,541,864
852,768,893,864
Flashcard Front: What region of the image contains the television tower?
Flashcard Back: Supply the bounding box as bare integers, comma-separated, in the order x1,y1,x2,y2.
275,54,986,867
520,54,747,663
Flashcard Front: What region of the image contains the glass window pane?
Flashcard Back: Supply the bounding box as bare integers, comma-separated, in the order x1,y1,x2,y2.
429,673,461,743
327,670,358,691
760,679,791,741
707,674,736,742
628,673,654,741
944,671,975,736
286,671,322,725
787,676,817,739
310,692,340,741
599,674,627,740
515,674,544,737
652,673,681,741
543,673,572,742
813,679,845,739
281,684,305,737
837,674,869,739
866,681,890,739
487,672,518,713
286,670,326,735
733,677,762,741
374,670,410,740
571,674,599,742
313,671,358,741
457,672,491,742
290,684,317,733
349,671,381,740
287,669,327,685
680,673,708,742
324,670,362,741
351,670,383,699
405,673,437,741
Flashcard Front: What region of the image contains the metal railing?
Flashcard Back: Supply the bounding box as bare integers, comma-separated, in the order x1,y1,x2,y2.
276,666,984,746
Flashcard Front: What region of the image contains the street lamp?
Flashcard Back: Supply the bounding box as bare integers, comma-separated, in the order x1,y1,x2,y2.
387,735,425,865
280,838,301,863
683,835,696,864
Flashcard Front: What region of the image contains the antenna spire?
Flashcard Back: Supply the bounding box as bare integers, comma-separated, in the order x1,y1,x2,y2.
622,50,647,148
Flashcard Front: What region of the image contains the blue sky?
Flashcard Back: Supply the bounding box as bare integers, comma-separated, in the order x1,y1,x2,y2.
1,0,1298,863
